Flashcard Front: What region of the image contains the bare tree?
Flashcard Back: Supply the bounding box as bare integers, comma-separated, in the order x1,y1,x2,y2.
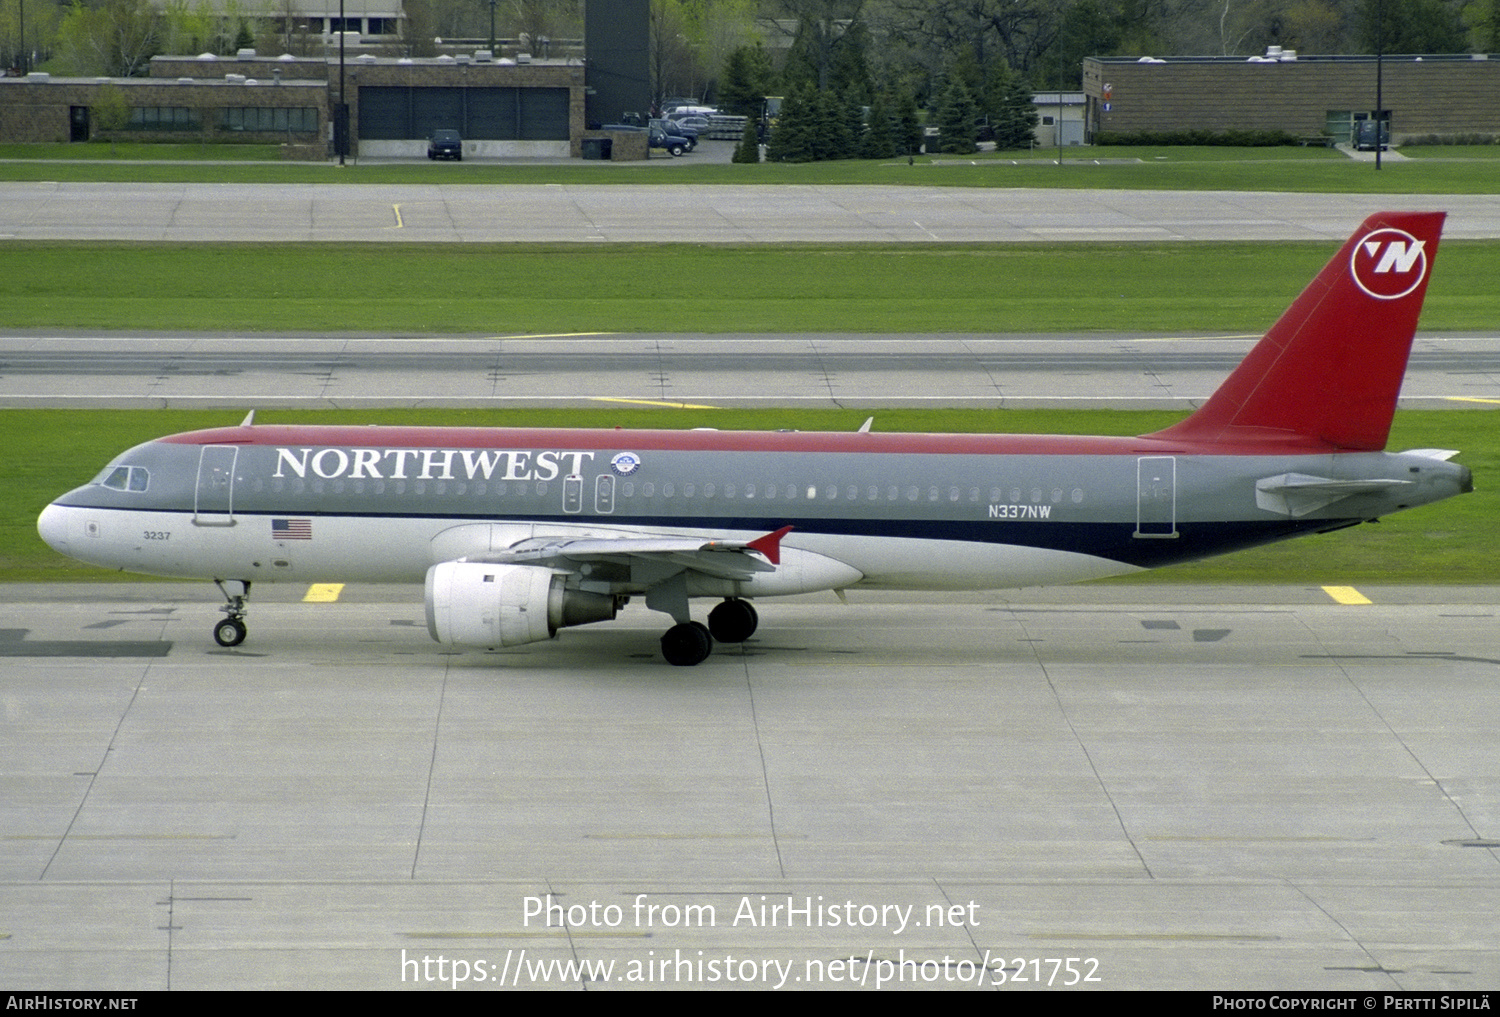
56,0,161,76
769,0,867,89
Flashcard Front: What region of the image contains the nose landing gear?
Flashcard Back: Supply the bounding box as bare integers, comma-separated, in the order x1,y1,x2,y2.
213,579,252,647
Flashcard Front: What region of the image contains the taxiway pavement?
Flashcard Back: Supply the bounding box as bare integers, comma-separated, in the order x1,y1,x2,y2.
2,331,1499,410
3,182,1500,243
2,582,1497,990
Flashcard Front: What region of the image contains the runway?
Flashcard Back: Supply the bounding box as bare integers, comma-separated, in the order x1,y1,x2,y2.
3,331,1499,409
2,182,1499,243
2,582,1497,990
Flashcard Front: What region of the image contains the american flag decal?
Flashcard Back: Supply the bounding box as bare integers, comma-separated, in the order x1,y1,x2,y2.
272,518,312,540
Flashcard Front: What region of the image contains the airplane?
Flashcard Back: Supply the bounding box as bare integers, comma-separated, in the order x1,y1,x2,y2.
36,211,1472,666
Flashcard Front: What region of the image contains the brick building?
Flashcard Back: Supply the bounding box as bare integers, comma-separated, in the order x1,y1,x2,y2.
0,72,328,153
1,51,588,158
1083,53,1500,144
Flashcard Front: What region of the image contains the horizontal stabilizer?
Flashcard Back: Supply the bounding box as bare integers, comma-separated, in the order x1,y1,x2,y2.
1255,472,1413,517
1400,448,1461,461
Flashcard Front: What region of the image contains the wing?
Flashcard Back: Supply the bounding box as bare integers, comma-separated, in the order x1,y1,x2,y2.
466,525,794,582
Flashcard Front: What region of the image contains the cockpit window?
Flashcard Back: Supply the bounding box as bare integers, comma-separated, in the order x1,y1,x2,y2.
99,466,149,492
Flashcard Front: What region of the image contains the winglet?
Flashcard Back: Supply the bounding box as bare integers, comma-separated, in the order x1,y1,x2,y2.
745,525,793,565
1147,211,1445,451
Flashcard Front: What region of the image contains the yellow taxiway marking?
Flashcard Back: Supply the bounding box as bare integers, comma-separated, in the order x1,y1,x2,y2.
590,397,723,410
1322,585,1372,605
1448,397,1500,405
303,583,345,603
389,204,404,228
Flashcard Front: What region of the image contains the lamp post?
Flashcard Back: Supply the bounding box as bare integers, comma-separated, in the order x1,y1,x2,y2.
1374,0,1384,170
337,0,347,166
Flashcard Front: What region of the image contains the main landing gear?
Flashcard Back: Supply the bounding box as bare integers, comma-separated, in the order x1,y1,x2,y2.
213,579,251,647
658,599,759,667
708,598,758,644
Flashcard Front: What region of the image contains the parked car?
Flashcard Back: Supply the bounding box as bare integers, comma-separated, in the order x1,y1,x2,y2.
650,118,696,152
427,129,462,161
648,125,689,157
664,103,718,118
601,123,689,157
666,114,713,135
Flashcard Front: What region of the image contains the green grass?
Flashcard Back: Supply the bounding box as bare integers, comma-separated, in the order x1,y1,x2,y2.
4,240,1499,333
4,407,1493,584
1395,145,1500,159
1,142,1498,191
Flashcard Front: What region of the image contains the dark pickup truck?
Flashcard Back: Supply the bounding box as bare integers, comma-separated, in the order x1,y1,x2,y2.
600,123,690,157
427,130,462,161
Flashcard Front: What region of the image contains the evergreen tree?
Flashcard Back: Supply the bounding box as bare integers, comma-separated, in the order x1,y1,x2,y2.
992,72,1039,151
895,88,923,158
841,88,868,159
860,91,897,160
937,81,979,154
766,86,815,162
732,116,761,163
719,44,775,119
815,88,853,159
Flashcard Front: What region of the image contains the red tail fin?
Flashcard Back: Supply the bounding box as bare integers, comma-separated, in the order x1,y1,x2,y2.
1148,211,1445,451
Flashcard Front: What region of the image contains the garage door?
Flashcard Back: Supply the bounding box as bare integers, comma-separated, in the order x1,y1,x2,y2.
359,86,569,140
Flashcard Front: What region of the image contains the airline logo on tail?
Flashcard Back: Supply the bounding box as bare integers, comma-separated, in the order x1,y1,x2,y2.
1350,227,1428,299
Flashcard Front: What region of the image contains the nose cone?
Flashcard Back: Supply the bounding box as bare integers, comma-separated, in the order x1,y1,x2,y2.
37,503,70,556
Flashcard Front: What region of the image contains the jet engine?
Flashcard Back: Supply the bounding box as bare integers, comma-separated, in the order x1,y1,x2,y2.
425,562,618,648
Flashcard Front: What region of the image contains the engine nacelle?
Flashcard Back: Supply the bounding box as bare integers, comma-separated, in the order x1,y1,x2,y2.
425,562,618,648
